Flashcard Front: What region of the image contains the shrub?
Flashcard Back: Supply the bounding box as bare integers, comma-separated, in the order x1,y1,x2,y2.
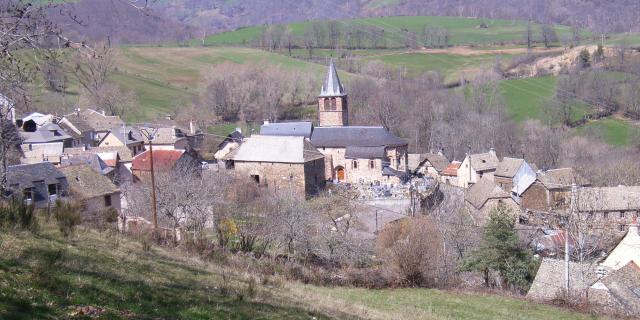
0,198,37,232
52,200,82,238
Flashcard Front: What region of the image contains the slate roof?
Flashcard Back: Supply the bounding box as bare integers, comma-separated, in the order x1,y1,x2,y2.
140,127,186,145
20,123,72,143
469,151,499,172
465,177,511,209
7,162,66,189
418,153,450,172
528,258,599,301
260,122,313,139
132,149,185,171
64,146,132,163
320,59,346,97
104,127,144,146
601,224,640,270
577,186,640,213
345,146,385,159
63,109,124,132
443,161,461,176
59,165,119,200
61,153,114,175
538,168,588,189
598,261,640,315
233,135,324,164
310,126,407,148
495,157,524,178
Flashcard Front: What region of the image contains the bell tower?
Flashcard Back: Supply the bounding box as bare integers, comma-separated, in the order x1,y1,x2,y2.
318,59,348,127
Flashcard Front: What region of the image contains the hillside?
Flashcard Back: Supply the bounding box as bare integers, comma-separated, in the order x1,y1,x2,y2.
0,223,606,320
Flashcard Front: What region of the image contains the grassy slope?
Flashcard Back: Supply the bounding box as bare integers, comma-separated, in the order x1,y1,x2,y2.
0,226,329,320
42,46,344,123
202,16,574,47
0,223,604,320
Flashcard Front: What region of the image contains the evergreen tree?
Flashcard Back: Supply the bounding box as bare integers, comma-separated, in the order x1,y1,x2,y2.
459,204,536,291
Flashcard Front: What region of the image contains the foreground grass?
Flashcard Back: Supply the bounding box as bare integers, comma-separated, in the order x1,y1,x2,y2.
0,221,606,320
0,225,329,320
308,287,603,320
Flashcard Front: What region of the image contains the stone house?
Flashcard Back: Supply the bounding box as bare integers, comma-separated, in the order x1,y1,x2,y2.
464,177,520,225
58,108,125,147
213,129,244,169
588,261,640,317
457,149,499,188
575,186,640,233
441,161,461,187
412,152,450,179
528,258,599,301
97,127,145,157
20,123,73,164
6,162,68,208
59,164,121,222
494,157,537,202
520,168,588,213
232,135,325,197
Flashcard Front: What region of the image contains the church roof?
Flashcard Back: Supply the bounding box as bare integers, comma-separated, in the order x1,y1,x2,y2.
260,122,313,139
320,59,346,97
310,126,407,148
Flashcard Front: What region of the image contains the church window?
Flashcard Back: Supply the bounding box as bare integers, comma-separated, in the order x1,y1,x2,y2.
323,98,329,111
352,160,358,169
369,160,375,169
330,98,337,110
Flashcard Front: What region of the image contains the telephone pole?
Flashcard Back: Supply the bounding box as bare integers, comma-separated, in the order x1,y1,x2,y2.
140,127,159,231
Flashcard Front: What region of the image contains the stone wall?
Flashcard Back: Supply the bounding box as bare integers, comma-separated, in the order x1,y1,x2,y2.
319,147,403,185
304,158,326,195
234,161,323,197
521,182,549,212
494,176,513,193
318,96,348,127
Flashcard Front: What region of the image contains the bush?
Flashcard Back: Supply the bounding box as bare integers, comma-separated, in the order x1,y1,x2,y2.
52,200,82,238
0,198,37,232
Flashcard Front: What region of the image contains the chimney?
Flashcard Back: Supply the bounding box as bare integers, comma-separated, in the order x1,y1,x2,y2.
235,127,242,134
489,147,496,157
189,120,195,135
101,109,106,116
263,120,270,125
438,148,444,156
75,108,80,116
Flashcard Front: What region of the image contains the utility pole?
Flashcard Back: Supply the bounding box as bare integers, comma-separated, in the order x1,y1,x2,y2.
565,183,578,296
140,127,159,232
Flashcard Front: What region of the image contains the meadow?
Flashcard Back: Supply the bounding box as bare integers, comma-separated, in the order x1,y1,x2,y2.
0,221,607,320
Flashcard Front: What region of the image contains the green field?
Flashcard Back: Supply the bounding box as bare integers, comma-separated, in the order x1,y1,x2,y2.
577,117,640,147
369,51,514,81
0,221,604,320
202,16,574,47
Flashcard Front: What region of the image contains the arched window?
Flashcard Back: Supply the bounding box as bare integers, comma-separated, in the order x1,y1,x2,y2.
323,98,330,111
330,98,337,110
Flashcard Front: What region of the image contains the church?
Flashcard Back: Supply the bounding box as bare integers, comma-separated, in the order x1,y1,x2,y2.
260,60,408,185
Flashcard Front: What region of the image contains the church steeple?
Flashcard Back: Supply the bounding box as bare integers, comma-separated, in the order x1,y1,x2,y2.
318,59,348,127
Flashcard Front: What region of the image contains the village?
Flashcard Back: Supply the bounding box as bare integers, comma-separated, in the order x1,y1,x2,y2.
2,58,639,317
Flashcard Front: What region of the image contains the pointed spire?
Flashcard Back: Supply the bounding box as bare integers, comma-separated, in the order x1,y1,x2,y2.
320,59,346,97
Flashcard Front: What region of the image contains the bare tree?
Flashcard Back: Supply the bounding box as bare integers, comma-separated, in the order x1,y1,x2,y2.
540,25,558,48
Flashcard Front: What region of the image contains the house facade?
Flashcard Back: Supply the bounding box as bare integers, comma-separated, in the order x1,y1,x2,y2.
457,149,499,188
494,157,537,202
464,177,520,225
7,163,68,208
232,135,325,197
521,168,589,213
59,164,121,222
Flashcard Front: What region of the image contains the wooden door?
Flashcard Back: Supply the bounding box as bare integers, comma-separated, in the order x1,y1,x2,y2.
336,167,345,182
